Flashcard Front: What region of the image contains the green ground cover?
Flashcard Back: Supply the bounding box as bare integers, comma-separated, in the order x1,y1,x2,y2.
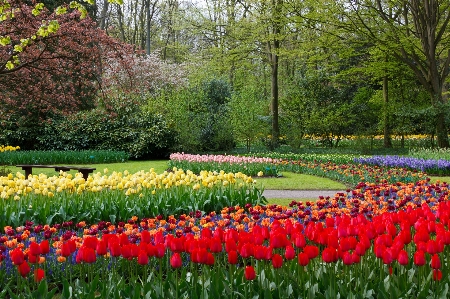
255,172,346,190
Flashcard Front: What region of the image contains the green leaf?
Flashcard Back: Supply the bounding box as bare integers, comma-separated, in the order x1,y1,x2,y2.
0,36,11,46
438,283,449,299
62,278,73,299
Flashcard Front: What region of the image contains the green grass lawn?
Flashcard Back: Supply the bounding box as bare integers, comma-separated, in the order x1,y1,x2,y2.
12,160,170,178
429,176,450,183
255,172,347,190
266,198,317,206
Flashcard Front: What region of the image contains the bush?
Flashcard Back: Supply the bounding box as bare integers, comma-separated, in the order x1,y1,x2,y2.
36,109,177,159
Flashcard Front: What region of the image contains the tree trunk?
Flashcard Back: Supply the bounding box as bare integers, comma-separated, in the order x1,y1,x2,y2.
271,53,279,149
435,107,449,148
116,5,126,42
268,0,281,149
383,57,392,148
98,0,109,30
145,0,150,55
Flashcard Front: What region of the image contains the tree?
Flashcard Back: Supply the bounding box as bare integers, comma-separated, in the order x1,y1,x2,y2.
230,85,267,152
0,1,127,148
320,0,450,147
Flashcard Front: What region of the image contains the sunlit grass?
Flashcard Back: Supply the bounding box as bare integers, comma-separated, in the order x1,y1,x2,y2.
255,172,347,190
12,160,170,178
428,176,450,183
266,198,317,206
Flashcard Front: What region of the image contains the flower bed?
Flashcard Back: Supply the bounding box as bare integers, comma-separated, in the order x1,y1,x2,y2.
0,179,449,297
169,153,280,176
0,168,265,228
169,153,427,186
355,155,450,176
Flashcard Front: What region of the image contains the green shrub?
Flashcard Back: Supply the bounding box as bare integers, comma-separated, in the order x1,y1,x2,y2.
36,109,177,159
0,150,129,165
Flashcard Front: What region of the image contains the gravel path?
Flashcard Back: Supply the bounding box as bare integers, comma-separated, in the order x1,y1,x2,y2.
262,189,345,199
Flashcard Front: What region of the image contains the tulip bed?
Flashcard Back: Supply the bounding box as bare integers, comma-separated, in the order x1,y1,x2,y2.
355,155,450,176
0,168,265,229
169,152,427,187
1,176,450,298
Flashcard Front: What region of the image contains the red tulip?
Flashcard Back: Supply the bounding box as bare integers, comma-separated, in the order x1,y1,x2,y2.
154,231,164,244
83,236,98,250
138,250,149,265
34,268,45,282
270,231,288,248
75,248,83,264
82,247,96,263
293,233,306,249
140,230,151,244
351,252,361,264
374,244,386,259
397,250,409,266
170,252,182,268
355,242,366,256
206,252,215,266
130,244,140,258
225,229,239,243
253,233,264,246
228,250,238,265
109,241,122,257
343,251,353,266
426,240,439,255
68,240,77,253
225,239,237,253
413,229,429,244
433,269,443,281
201,227,212,239
298,252,309,266
155,243,165,258
431,254,441,269
18,261,31,277
61,242,72,258
29,242,41,256
264,246,273,261
170,237,185,253
382,248,394,265
272,254,283,269
209,237,223,253
96,240,108,256
239,243,253,259
285,245,296,260
322,247,337,263
119,233,130,246
325,217,335,228
303,245,319,259
10,248,25,265
399,230,411,245
244,265,256,280
253,245,267,260
28,253,39,264
39,240,50,255
413,250,426,266
121,244,132,260
327,234,339,249
213,227,224,241
337,224,348,238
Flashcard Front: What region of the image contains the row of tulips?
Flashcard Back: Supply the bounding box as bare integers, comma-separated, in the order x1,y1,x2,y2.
1,179,449,298
355,155,450,175
0,168,265,228
168,152,280,177
169,153,427,186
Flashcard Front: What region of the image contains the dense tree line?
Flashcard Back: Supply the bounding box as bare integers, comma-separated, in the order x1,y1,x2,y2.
1,0,449,155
